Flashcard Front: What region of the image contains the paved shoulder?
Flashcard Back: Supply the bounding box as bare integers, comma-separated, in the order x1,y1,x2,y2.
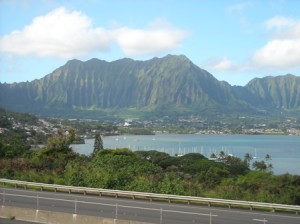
0,218,42,224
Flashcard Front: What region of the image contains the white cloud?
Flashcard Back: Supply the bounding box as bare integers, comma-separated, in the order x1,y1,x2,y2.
203,16,300,73
0,7,110,58
253,17,300,69
226,2,252,14
265,16,294,30
113,19,188,56
0,7,188,59
208,58,238,72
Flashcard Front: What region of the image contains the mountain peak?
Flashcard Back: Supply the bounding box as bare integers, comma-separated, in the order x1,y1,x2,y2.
163,54,190,61
65,59,83,65
1,55,300,118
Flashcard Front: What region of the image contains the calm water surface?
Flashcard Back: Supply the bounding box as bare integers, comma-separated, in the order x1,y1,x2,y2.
72,134,300,175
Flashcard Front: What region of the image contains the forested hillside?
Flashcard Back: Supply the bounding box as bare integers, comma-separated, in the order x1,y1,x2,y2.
246,74,300,109
1,55,300,118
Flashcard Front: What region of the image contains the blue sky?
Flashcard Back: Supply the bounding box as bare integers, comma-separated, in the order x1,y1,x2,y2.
1,0,300,86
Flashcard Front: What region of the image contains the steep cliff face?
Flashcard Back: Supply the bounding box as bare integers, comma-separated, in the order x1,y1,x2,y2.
1,55,299,117
245,75,300,109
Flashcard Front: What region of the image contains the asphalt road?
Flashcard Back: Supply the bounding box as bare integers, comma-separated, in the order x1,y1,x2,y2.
0,187,299,224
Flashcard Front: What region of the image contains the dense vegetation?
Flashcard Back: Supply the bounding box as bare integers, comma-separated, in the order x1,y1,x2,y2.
0,128,299,206
1,55,300,120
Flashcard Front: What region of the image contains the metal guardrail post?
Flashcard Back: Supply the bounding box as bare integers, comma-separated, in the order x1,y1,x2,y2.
0,179,300,214
115,203,118,220
160,208,163,224
75,199,77,214
37,195,39,210
2,190,5,206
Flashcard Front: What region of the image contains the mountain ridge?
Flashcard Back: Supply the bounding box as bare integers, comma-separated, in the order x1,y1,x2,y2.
0,55,300,119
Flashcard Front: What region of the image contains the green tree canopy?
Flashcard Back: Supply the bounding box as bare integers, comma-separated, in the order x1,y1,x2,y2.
93,132,103,153
47,129,75,153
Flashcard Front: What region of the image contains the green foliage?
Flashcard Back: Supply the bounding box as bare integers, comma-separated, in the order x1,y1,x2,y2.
46,129,75,153
126,176,159,192
2,56,300,119
252,154,273,171
246,74,300,109
158,173,185,195
196,166,230,189
0,108,38,125
135,150,171,164
0,129,299,206
64,156,89,186
0,116,11,128
93,132,103,153
86,149,162,189
0,129,31,158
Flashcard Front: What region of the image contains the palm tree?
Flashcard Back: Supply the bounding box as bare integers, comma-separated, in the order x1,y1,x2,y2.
265,154,273,171
210,153,217,159
265,154,271,161
243,153,253,168
219,151,226,160
252,160,267,170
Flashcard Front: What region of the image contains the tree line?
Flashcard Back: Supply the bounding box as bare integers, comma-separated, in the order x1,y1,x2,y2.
0,129,299,205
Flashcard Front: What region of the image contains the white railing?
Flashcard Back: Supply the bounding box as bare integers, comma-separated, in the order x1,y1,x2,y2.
0,191,218,224
0,178,299,214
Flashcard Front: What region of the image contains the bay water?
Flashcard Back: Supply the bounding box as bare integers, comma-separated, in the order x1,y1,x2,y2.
72,134,300,175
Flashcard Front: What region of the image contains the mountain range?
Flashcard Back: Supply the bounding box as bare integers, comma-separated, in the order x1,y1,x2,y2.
1,54,300,119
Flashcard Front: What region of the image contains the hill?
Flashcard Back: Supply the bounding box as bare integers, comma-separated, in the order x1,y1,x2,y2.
245,74,300,109
0,55,300,119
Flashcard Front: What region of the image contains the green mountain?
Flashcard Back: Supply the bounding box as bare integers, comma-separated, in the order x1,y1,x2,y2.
245,75,300,110
0,55,299,118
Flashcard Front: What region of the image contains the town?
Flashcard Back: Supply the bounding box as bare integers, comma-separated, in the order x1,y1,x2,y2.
1,109,300,151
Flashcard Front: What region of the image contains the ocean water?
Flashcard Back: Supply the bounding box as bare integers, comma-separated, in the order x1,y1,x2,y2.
72,134,300,175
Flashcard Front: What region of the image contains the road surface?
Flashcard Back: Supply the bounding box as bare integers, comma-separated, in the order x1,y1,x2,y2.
0,218,42,224
0,187,299,224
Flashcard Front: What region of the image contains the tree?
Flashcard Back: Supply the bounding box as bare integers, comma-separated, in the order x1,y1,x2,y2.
243,153,253,168
265,154,271,161
210,153,217,159
219,151,226,160
252,153,274,171
252,160,267,170
264,154,273,171
47,128,75,153
93,133,103,153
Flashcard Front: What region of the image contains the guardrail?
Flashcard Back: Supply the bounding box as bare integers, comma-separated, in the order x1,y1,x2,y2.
1,178,299,214
0,191,218,224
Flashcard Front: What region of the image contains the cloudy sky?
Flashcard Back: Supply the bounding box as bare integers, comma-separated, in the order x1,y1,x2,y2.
1,0,300,85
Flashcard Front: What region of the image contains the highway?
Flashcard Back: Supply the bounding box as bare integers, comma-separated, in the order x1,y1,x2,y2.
1,187,299,224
